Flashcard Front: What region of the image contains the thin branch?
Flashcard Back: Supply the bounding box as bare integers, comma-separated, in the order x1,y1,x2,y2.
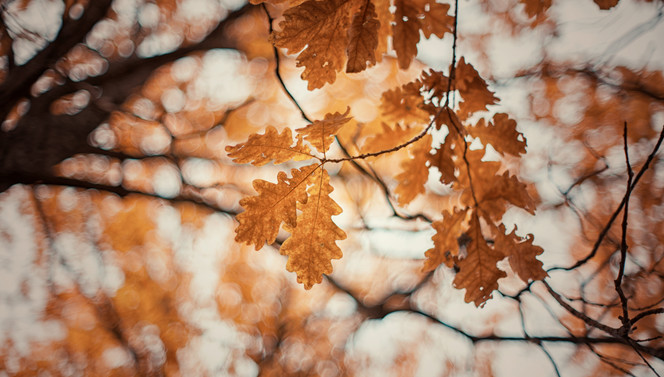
262,4,312,124
552,124,664,271
615,122,633,333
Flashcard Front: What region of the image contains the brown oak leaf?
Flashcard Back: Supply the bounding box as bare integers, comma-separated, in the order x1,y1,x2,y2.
281,167,347,289
346,0,380,73
493,225,547,283
453,212,506,307
271,0,355,90
233,164,319,250
423,207,468,271
381,81,429,124
395,133,432,206
429,134,457,184
469,113,526,156
392,0,454,69
225,126,312,165
594,0,619,10
455,58,499,119
296,107,352,154
362,122,420,154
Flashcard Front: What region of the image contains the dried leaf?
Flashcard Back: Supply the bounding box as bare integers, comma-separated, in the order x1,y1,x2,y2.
477,171,538,221
381,81,429,124
424,207,468,270
234,164,318,250
594,0,619,10
226,126,312,166
392,0,420,69
494,225,547,283
455,58,499,118
281,168,346,289
453,212,506,307
429,134,456,184
418,0,454,39
296,108,352,154
362,122,420,154
346,0,380,73
272,0,355,90
519,0,552,18
395,134,432,206
469,113,526,156
392,0,454,69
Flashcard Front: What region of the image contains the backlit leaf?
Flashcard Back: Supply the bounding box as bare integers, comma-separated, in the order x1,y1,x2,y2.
381,81,429,124
429,134,457,184
494,225,548,283
234,164,318,250
346,0,380,73
594,0,619,10
469,113,526,156
424,207,468,271
271,0,355,90
281,167,347,289
453,212,506,307
296,108,352,154
392,0,454,69
225,126,312,166
362,122,420,154
395,133,432,206
455,58,499,118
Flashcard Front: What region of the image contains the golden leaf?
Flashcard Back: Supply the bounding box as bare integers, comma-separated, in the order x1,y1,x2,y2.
381,81,429,124
392,0,454,69
362,122,420,154
296,108,352,154
453,212,506,307
271,0,355,90
493,225,548,283
469,113,526,156
477,171,538,221
346,0,380,73
594,0,619,10
429,134,457,184
420,69,450,102
392,0,420,69
234,164,318,250
519,0,552,18
417,0,454,39
281,167,347,289
455,58,499,119
225,126,312,166
395,133,432,206
423,207,468,271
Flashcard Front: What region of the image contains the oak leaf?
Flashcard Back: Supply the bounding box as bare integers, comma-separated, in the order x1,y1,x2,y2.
423,207,468,271
281,167,347,289
453,212,506,306
477,171,538,221
519,0,552,18
271,0,355,90
455,58,499,118
346,0,380,73
362,122,420,154
469,113,526,156
296,107,352,154
233,164,318,250
429,134,456,184
594,0,619,10
225,126,312,165
381,81,429,124
392,0,454,69
395,134,432,206
494,225,547,283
